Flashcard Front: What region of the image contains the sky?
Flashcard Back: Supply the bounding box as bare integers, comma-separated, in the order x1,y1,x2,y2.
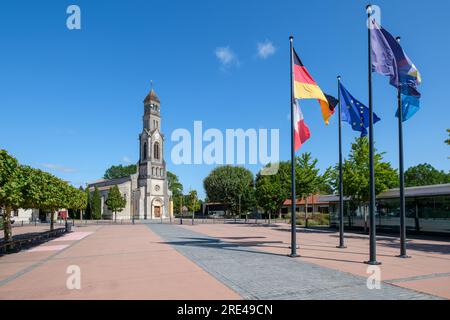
0,0,449,199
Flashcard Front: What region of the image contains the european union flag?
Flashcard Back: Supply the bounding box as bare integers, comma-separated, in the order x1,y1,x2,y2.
339,83,380,137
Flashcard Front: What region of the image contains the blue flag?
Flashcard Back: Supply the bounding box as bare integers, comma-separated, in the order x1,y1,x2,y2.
369,18,421,97
395,94,420,122
339,83,380,137
369,18,422,121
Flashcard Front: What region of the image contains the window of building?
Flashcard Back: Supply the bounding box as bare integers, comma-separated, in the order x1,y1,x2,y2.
143,142,147,160
154,142,160,160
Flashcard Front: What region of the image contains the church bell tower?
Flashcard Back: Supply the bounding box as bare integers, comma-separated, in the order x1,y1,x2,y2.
138,84,166,184
136,83,169,220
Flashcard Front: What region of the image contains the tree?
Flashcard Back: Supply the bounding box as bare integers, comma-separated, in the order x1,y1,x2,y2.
186,189,200,216
105,185,126,222
295,153,323,227
404,163,450,187
329,137,398,228
84,187,92,219
2,149,93,235
318,166,334,194
445,129,450,146
103,164,137,180
90,186,102,219
203,165,255,217
40,173,67,230
167,171,183,214
0,150,25,242
256,161,290,222
66,186,88,219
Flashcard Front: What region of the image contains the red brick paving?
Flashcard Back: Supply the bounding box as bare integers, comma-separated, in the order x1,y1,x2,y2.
0,225,240,300
1,222,449,299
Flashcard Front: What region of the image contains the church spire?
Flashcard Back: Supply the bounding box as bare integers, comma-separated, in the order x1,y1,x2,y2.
144,81,160,105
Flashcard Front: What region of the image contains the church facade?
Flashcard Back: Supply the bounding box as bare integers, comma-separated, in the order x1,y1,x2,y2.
88,86,172,220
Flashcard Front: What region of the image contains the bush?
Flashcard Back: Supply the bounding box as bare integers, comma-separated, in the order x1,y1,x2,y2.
294,213,330,226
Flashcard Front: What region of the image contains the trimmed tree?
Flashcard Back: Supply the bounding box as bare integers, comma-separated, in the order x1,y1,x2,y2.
203,165,255,217
0,150,25,242
105,185,126,222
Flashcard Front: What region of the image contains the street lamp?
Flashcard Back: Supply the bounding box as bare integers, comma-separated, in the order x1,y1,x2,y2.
180,195,183,225
238,194,242,223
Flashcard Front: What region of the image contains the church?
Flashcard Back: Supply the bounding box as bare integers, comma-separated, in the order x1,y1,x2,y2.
87,86,173,220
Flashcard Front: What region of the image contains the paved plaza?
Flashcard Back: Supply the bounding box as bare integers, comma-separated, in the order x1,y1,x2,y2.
0,222,449,299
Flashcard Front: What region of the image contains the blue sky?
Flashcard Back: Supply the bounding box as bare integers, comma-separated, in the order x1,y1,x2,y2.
0,0,449,199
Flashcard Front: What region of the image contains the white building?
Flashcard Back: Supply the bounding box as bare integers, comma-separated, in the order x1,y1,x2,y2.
87,86,173,220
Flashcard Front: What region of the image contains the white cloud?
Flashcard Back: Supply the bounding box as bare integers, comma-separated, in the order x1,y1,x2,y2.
257,40,276,59
41,163,77,173
215,46,239,68
122,156,132,164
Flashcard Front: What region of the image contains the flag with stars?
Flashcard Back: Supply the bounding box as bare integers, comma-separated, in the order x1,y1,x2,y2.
339,82,380,137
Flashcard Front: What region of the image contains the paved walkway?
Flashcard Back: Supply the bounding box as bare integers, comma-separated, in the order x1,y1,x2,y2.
0,224,240,299
179,222,450,299
147,224,439,300
0,222,448,299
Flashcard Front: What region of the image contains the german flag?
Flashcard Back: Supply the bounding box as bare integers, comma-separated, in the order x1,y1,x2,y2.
293,48,335,124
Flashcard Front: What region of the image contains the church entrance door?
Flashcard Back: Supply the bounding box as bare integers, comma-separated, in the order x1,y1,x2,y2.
154,206,161,218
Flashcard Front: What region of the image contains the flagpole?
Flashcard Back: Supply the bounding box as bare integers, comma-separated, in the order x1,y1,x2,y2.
337,76,346,249
396,37,410,259
365,4,380,265
289,36,299,257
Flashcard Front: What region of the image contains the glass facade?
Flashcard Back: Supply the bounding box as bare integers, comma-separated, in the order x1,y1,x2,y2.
330,195,450,234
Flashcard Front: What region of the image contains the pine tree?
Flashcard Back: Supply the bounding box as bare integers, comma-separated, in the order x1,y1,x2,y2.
84,187,92,219
91,186,102,220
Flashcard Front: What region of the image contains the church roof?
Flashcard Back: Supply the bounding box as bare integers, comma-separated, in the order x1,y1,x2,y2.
143,88,160,104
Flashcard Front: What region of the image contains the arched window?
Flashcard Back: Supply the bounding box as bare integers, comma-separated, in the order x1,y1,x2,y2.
154,142,160,160
143,142,147,160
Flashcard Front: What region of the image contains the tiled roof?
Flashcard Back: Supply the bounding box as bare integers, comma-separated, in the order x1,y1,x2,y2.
144,88,160,104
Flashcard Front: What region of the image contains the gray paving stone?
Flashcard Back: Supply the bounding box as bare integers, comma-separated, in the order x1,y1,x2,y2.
147,223,441,300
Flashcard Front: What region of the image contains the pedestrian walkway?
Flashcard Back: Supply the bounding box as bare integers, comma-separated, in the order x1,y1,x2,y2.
0,225,240,299
147,223,440,300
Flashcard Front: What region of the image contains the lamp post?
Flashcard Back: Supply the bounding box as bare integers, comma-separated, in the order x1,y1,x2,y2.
180,195,183,225
238,194,242,223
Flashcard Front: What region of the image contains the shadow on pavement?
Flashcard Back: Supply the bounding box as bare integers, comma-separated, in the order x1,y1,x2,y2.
157,236,289,258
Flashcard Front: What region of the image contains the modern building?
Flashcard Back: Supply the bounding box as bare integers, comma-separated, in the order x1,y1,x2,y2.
87,85,172,220
327,183,450,234
279,184,450,235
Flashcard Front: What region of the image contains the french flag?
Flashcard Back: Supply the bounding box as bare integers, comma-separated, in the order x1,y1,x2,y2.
293,100,311,151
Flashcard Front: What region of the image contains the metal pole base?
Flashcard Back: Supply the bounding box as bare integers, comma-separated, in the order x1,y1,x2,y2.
396,254,411,259
288,246,299,249
364,260,382,265
336,245,347,249
288,253,300,258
